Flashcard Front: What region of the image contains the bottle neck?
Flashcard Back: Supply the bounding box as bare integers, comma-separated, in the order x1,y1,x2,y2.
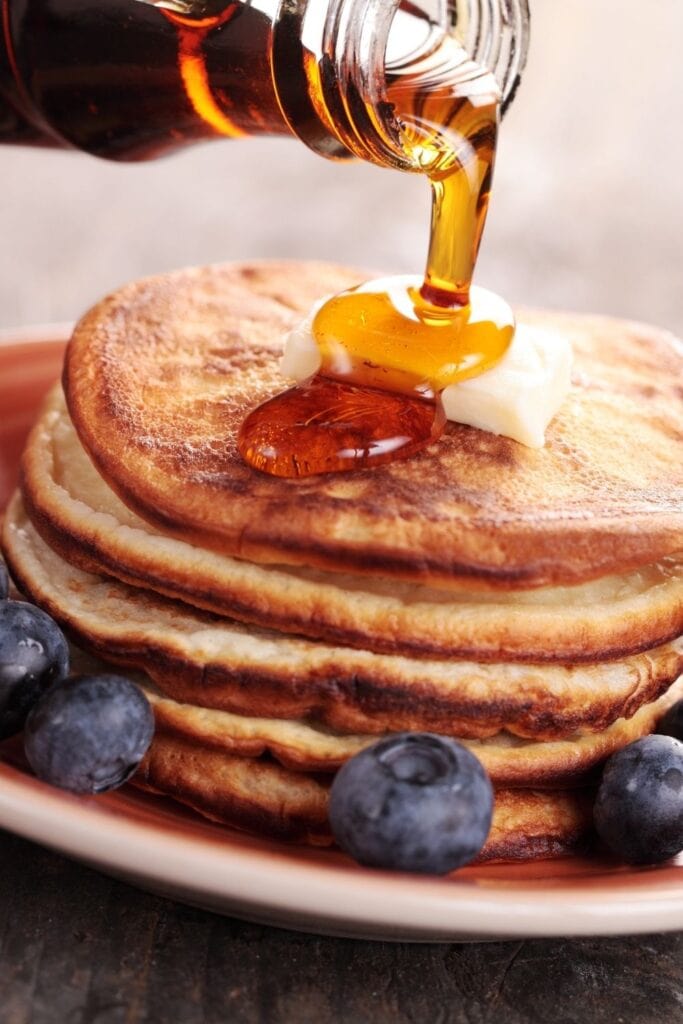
270,0,530,169
138,0,530,167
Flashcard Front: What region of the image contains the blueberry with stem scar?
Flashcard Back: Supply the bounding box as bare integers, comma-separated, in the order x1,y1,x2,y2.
329,733,494,874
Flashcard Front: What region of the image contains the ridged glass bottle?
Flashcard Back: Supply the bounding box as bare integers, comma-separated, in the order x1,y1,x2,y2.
0,0,529,161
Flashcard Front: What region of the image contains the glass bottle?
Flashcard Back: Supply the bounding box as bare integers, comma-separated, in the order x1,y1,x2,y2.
0,0,529,163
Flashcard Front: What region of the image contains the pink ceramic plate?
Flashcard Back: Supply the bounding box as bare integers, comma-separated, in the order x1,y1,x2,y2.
0,327,682,941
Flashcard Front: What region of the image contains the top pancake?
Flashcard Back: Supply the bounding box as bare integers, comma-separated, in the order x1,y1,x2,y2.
63,261,683,589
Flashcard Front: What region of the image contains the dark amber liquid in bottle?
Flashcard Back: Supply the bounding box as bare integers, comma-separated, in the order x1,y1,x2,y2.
0,1,287,156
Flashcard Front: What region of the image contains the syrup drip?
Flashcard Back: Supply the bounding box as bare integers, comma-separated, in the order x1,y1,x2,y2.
238,37,513,477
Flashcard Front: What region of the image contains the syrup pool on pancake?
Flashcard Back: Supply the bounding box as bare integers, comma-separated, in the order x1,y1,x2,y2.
238,41,516,478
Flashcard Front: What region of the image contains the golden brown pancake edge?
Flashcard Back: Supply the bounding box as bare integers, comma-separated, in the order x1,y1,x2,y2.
62,261,683,590
142,678,683,788
4,496,683,743
134,731,596,862
20,389,683,663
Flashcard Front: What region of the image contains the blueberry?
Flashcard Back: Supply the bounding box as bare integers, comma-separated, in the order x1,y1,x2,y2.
0,558,8,601
328,733,494,874
657,701,683,743
594,735,683,865
24,674,155,794
0,600,70,740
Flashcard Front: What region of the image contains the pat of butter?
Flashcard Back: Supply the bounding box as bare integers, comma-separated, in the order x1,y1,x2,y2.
279,299,326,382
441,324,573,448
280,310,573,449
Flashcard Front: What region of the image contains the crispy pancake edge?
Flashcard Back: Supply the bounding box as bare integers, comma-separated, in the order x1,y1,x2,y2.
143,678,683,788
4,495,683,742
20,391,683,663
63,261,683,590
134,732,596,862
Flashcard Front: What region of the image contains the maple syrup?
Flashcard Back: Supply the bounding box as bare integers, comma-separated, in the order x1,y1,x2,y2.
239,378,447,477
239,40,515,478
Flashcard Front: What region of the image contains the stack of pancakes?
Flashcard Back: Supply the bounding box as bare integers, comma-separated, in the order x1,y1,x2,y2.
3,262,683,863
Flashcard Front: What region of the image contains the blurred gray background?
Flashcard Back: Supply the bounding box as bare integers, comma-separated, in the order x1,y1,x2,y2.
1,0,682,335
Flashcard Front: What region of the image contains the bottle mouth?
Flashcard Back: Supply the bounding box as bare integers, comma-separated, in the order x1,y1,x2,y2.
455,0,531,116
272,0,530,167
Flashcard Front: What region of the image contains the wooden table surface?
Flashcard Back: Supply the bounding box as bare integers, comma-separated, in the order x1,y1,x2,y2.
0,829,680,1024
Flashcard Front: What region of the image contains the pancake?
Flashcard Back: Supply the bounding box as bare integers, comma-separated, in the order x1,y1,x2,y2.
20,389,683,663
60,646,606,856
134,733,596,862
5,496,683,743
142,678,683,787
63,261,683,590
4,612,595,860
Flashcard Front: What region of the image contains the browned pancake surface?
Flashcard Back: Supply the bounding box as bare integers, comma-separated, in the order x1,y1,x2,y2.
20,389,683,662
64,261,683,588
6,499,682,742
135,732,596,861
142,677,683,787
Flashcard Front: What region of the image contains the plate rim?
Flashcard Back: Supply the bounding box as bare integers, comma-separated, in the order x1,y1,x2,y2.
0,322,72,347
0,760,682,941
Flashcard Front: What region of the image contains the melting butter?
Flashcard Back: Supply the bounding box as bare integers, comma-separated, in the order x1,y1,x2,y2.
280,305,573,450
